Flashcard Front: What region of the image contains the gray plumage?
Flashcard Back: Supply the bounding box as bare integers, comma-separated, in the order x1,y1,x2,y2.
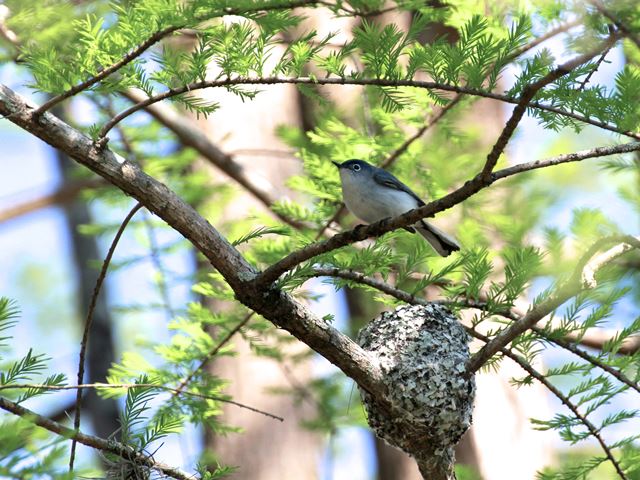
332,159,460,257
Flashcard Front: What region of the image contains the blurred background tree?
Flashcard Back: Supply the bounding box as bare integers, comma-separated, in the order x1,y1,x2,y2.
0,1,639,479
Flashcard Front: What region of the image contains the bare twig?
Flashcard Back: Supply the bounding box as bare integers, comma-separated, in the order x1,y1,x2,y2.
69,202,144,472
493,141,640,179
577,43,613,91
0,396,193,480
0,382,283,421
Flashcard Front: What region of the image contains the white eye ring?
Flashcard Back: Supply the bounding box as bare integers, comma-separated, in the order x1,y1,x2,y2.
353,164,361,171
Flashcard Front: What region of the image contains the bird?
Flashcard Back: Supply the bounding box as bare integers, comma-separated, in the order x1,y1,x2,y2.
332,159,460,257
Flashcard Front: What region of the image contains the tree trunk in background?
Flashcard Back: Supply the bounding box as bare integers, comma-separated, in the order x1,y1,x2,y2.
187,19,322,479
55,142,120,442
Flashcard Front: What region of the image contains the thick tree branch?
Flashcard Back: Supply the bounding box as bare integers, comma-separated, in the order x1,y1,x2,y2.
0,396,193,480
467,235,640,373
0,83,385,403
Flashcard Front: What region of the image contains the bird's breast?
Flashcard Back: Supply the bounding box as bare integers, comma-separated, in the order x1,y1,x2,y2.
341,175,419,223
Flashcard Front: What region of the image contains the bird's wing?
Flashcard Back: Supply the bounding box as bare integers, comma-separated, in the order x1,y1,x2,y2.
372,169,425,206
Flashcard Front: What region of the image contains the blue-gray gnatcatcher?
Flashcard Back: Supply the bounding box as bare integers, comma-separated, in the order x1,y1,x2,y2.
332,159,460,257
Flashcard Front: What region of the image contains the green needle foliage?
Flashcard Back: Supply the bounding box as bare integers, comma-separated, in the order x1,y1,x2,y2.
1,1,640,479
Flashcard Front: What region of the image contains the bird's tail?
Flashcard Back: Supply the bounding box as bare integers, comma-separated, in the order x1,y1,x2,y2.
415,220,460,257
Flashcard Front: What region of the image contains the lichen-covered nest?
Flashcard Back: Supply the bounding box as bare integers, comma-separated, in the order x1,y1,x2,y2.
357,304,475,460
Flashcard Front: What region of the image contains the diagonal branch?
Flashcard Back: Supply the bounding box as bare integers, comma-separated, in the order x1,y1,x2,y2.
0,82,386,403
468,331,629,480
479,32,620,180
256,142,640,286
0,396,193,480
33,25,182,116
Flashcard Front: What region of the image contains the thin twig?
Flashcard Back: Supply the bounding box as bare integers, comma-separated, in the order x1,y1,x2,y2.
69,202,144,472
532,330,639,394
590,0,640,50
96,73,640,143
0,382,283,421
34,26,182,116
480,32,620,180
32,0,340,116
171,312,255,399
0,396,193,480
577,43,612,91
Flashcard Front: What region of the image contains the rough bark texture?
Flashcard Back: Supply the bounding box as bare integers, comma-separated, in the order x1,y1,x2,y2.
357,305,475,480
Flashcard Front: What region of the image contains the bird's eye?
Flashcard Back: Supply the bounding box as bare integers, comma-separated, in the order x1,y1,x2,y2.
352,164,361,172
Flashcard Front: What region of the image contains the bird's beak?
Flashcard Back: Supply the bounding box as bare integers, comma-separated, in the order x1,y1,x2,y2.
331,161,341,169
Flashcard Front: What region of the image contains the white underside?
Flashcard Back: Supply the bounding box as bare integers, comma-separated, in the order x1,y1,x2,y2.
340,171,419,223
